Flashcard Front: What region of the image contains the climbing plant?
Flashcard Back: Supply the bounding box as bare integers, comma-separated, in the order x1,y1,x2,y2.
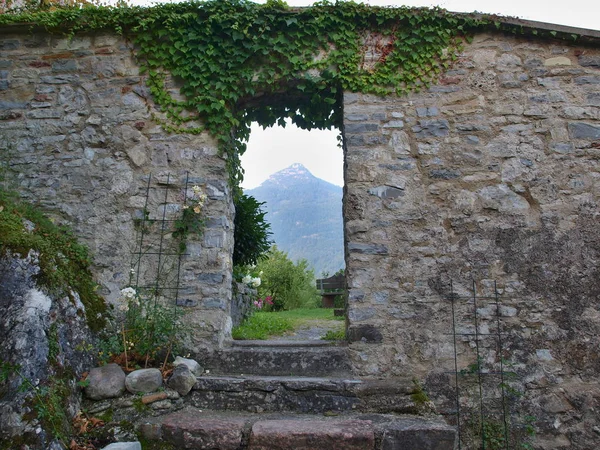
0,0,570,187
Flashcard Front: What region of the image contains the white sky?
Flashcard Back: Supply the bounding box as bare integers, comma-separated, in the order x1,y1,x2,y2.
240,0,598,189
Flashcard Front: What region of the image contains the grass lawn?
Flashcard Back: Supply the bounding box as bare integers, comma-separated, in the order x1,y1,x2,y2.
232,308,344,340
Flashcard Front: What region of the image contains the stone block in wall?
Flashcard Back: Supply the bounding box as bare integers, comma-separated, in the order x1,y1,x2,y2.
568,122,600,139
347,325,383,343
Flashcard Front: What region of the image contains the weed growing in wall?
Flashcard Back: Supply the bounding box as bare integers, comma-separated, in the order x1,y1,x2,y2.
97,286,185,370
0,361,71,447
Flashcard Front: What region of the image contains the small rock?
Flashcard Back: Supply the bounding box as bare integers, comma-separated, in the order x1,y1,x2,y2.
101,443,142,450
150,400,174,410
125,368,162,394
173,356,204,376
536,349,554,361
168,364,197,396
141,391,168,405
165,388,181,400
85,364,126,400
21,219,36,233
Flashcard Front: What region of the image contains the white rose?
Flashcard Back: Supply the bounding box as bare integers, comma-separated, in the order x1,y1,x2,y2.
120,287,136,300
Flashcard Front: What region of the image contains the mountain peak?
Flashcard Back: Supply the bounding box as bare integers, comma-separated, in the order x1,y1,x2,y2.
265,163,315,185
245,163,344,276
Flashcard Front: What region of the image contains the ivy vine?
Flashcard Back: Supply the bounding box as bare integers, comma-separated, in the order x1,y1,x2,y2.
0,1,577,188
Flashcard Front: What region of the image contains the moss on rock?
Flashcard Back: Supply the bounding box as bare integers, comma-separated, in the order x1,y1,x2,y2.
0,188,107,331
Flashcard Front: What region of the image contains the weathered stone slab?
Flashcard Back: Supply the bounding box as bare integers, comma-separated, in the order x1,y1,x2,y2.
204,344,352,377
412,119,450,138
368,185,404,199
429,169,461,180
190,375,362,413
347,325,383,343
544,56,571,66
574,75,600,84
348,242,389,255
578,55,600,67
345,123,379,133
161,411,245,450
248,419,374,450
380,417,456,450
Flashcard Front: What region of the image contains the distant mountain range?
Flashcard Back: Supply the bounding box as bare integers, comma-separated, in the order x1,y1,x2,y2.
245,163,344,277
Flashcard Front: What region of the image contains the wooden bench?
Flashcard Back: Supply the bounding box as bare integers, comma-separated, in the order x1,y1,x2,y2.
316,273,345,312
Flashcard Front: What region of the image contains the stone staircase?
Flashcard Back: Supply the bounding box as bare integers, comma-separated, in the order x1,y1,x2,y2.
140,340,457,449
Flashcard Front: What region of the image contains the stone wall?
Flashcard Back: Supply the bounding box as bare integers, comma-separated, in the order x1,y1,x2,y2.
343,32,600,447
0,28,234,350
230,282,256,328
3,21,600,448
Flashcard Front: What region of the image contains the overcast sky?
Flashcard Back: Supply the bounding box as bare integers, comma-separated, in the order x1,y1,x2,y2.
240,0,598,189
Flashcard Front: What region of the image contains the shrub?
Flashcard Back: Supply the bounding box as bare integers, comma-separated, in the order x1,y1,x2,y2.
233,194,272,267
255,246,319,310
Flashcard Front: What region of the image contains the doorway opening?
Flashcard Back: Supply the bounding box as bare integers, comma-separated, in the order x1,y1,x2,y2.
232,119,347,342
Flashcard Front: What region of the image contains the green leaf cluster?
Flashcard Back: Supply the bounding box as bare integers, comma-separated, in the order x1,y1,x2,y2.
97,291,185,367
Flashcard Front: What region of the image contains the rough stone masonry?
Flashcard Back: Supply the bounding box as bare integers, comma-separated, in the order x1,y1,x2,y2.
0,28,235,351
343,28,600,448
1,18,600,448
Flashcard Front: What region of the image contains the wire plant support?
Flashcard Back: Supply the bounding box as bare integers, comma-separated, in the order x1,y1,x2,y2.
447,280,517,450
128,172,192,368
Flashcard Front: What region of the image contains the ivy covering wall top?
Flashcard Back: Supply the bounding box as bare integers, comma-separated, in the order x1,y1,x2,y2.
0,0,587,187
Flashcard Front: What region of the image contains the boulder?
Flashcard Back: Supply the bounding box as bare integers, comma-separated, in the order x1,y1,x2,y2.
85,364,126,400
173,356,204,376
125,368,163,394
167,364,197,396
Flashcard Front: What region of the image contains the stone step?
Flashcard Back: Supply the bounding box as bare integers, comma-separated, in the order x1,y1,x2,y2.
140,407,457,450
202,340,352,377
189,375,426,415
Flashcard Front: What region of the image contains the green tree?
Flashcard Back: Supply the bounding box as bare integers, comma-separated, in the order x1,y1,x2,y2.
255,246,319,310
233,194,272,267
